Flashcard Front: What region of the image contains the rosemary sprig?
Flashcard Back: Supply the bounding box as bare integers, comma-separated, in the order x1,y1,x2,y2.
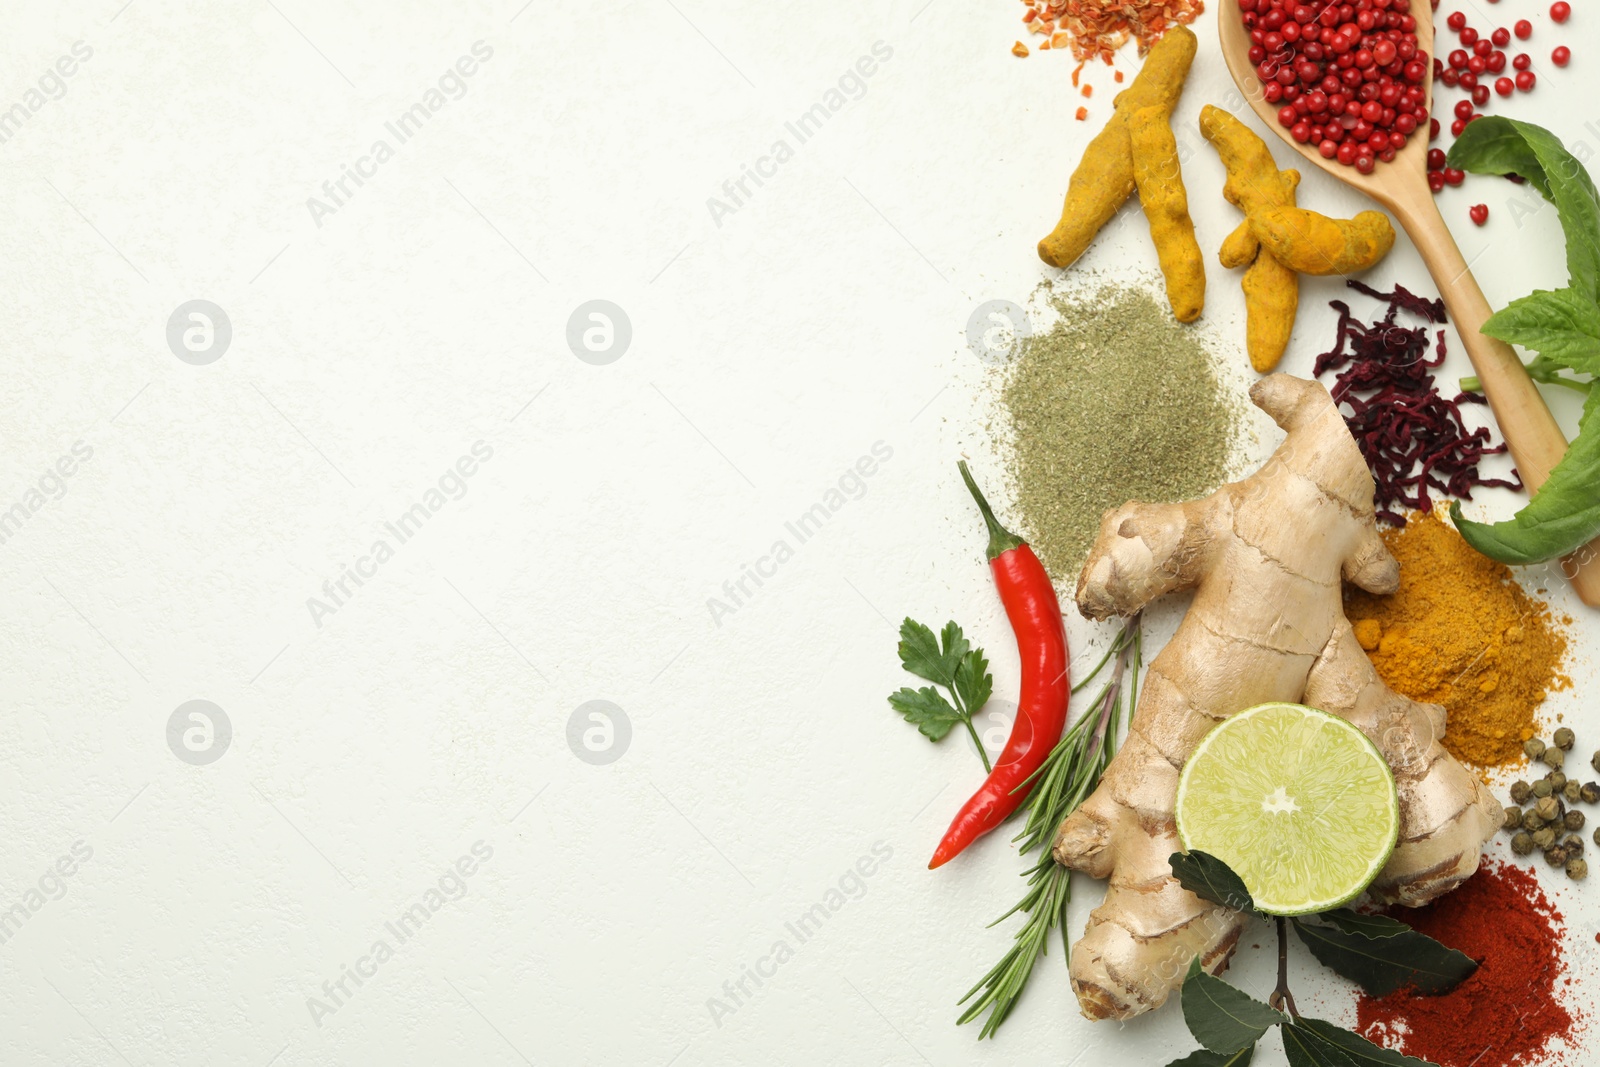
956,613,1142,1039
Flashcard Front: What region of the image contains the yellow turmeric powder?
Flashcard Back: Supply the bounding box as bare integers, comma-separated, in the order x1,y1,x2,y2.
1343,509,1571,768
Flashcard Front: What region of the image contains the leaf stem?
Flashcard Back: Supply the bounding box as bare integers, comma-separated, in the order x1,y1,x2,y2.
1270,915,1300,1020
964,715,994,773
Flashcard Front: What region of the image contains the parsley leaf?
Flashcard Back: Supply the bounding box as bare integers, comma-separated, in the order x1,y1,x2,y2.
888,686,963,742
953,647,993,720
889,618,996,770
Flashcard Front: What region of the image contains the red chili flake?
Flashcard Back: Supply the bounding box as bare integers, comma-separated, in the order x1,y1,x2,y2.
1313,280,1521,525
1114,69,1125,82
1082,83,1094,97
1072,60,1084,86
1075,105,1089,119
1029,0,1204,61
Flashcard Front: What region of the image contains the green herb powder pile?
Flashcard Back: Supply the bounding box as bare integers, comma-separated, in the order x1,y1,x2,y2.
1003,285,1239,577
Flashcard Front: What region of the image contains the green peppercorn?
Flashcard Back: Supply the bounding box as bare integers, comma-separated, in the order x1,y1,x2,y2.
1533,779,1554,798
1548,845,1570,867
1591,750,1600,774
1510,780,1533,804
1533,826,1558,850
1564,781,1583,805
1512,831,1535,855
1502,805,1524,831
1527,738,1548,759
1555,727,1576,751
1567,809,1588,832
1565,833,1586,854
1552,772,1569,791
1583,783,1600,805
1535,796,1561,822
1524,809,1545,831
1569,857,1589,881
1544,746,1566,770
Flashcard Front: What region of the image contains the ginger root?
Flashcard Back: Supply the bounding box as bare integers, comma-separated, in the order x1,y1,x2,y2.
1038,27,1196,271
1131,106,1205,323
1053,374,1500,1021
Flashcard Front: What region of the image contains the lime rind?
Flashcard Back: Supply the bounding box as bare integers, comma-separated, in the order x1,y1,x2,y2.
1175,702,1399,917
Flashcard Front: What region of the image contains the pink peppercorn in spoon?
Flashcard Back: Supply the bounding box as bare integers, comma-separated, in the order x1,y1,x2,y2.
1219,0,1600,606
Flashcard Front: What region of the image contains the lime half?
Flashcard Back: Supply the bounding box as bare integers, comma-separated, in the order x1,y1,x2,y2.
1175,702,1398,916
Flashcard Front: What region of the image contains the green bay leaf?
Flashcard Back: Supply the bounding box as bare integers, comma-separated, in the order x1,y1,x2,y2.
1293,1018,1441,1067
1292,917,1477,996
1181,958,1285,1054
1170,851,1257,913
1167,1045,1256,1067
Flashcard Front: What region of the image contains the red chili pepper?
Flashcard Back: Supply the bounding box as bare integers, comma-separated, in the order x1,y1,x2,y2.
929,463,1071,869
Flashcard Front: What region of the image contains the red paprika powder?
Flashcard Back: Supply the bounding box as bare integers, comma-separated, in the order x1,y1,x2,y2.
1356,861,1577,1067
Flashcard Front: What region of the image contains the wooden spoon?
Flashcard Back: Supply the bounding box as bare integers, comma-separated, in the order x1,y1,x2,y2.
1219,4,1600,606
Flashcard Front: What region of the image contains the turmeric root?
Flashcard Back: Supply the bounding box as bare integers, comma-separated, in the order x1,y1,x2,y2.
1201,105,1395,276
1239,169,1301,372
1242,237,1299,372
1248,204,1396,275
1038,27,1196,271
1218,221,1258,270
1130,107,1205,323
1053,374,1500,1021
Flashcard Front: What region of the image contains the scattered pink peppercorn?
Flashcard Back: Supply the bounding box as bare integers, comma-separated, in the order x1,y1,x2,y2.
1443,167,1466,186
1447,10,1467,30
1513,52,1532,69
1516,69,1537,90
1460,26,1479,46
1470,204,1489,225
1514,18,1533,38
1552,45,1571,67
1491,27,1510,46
1429,170,1446,192
1550,2,1570,24
1495,76,1515,95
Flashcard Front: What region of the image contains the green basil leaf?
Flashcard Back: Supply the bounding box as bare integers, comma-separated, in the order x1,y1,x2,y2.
888,686,962,742
1445,118,1551,196
1450,117,1600,302
1317,909,1411,939
898,618,955,686
1167,1046,1256,1067
953,647,993,721
1170,851,1257,912
1294,1018,1441,1066
1483,287,1600,376
1292,917,1478,996
1181,958,1286,1053
1452,387,1600,564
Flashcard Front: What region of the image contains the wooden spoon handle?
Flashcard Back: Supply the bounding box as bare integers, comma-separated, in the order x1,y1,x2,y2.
1399,196,1600,606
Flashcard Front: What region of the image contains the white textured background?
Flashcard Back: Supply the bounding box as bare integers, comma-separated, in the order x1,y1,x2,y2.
0,1,1594,1064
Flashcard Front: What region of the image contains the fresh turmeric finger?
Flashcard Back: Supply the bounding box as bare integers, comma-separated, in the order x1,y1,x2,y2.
1219,221,1258,270
1198,105,1288,216
1201,105,1395,275
1037,26,1197,269
1243,248,1298,372
1218,171,1298,268
1130,106,1205,322
1248,206,1396,276
1242,169,1300,372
